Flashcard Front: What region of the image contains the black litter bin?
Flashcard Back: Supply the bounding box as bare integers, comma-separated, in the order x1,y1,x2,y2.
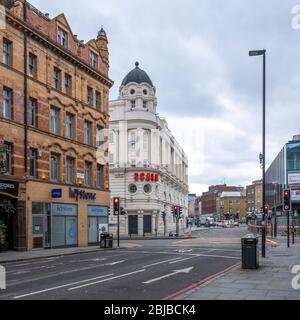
106,233,113,248
241,234,259,269
100,233,108,248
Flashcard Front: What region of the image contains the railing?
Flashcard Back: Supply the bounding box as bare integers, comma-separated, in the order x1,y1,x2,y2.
247,217,300,236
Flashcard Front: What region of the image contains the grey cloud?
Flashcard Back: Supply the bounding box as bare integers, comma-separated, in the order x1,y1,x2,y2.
29,0,300,194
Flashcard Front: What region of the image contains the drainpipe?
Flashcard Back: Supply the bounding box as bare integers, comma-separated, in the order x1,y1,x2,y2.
23,0,28,174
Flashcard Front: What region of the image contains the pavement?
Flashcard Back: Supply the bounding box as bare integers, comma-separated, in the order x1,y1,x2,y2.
175,237,300,300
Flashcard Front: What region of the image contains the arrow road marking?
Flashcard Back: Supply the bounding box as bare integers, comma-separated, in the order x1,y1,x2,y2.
13,273,114,299
68,269,146,291
142,267,194,284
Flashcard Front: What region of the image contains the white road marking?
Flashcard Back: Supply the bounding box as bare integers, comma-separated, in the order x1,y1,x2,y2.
13,273,114,299
142,257,183,268
169,256,200,264
106,260,126,266
143,267,194,284
6,258,59,267
68,269,146,291
7,264,62,275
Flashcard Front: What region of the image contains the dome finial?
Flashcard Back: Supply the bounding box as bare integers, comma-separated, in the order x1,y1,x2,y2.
135,61,139,68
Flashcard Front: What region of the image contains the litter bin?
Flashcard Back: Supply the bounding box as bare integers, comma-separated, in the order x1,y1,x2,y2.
100,233,108,248
106,233,113,248
241,234,259,269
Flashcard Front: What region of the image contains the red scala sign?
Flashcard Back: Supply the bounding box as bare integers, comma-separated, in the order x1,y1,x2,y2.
134,172,159,182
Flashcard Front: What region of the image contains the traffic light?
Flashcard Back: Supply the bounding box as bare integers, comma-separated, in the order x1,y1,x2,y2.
263,204,269,215
113,197,120,215
179,207,183,218
173,205,178,216
161,211,166,220
283,189,291,211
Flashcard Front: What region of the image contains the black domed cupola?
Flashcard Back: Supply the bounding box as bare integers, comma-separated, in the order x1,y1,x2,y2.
121,62,153,87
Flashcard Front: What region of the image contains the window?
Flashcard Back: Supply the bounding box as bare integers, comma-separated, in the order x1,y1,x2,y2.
65,112,74,139
50,107,60,134
28,98,37,127
54,67,62,90
58,28,68,47
84,161,92,187
50,154,60,181
3,39,12,65
143,184,152,194
84,121,92,145
109,132,114,144
143,100,147,108
66,157,75,184
129,184,137,194
28,53,37,78
87,86,94,106
90,51,98,68
95,91,101,110
29,148,38,178
3,143,12,175
130,132,136,150
109,153,114,164
3,87,12,119
96,164,104,188
131,100,136,109
96,126,104,147
65,74,72,96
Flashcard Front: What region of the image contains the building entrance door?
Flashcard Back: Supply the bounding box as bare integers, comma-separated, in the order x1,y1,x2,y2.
143,215,152,235
0,196,17,251
128,215,138,236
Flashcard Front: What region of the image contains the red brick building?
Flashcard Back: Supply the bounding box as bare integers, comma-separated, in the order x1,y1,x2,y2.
0,1,113,251
201,184,242,216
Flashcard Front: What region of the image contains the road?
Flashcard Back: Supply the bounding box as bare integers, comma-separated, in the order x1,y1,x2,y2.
0,226,248,300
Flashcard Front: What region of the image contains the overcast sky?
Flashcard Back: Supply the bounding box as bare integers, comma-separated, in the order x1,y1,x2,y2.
29,0,300,196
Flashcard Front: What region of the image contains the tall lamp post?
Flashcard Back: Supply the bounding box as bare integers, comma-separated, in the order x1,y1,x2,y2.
249,49,267,258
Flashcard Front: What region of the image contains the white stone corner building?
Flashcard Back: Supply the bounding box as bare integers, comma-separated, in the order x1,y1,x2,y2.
109,62,189,237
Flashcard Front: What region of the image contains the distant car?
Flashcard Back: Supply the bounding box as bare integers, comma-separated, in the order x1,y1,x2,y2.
215,221,224,227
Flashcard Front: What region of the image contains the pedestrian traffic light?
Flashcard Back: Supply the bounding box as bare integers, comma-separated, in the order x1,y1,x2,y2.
283,189,291,211
113,197,120,215
120,206,126,215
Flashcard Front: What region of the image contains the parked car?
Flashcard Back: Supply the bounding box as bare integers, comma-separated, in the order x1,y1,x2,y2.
234,221,239,227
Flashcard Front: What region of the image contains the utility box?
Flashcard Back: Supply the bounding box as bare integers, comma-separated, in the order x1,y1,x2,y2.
241,234,259,269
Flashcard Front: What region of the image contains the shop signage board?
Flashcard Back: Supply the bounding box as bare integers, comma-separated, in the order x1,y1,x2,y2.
288,173,300,201
69,187,96,201
0,180,19,196
51,189,62,198
134,172,159,182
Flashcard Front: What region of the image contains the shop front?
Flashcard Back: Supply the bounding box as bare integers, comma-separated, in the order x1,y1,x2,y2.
0,179,26,252
88,206,108,245
27,181,110,250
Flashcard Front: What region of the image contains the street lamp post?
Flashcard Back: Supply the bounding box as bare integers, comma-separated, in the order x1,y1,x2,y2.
249,49,267,258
